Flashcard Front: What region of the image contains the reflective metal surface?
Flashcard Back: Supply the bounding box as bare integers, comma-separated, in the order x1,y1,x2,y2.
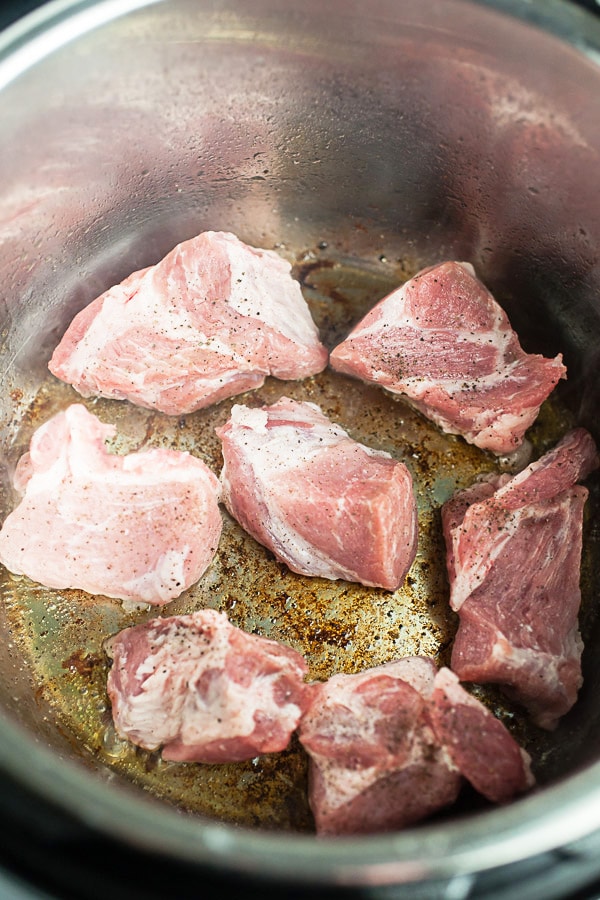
0,0,599,893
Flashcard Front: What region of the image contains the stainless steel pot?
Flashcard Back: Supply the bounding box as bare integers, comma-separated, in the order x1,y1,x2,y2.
1,0,600,896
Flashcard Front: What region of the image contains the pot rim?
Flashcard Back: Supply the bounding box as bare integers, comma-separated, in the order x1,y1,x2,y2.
1,709,600,885
1,0,600,888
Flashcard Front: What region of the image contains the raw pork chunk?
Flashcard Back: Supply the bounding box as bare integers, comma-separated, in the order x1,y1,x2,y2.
298,658,533,835
105,608,312,762
49,231,328,415
216,397,418,589
442,428,599,730
427,667,534,804
0,404,222,605
329,261,566,454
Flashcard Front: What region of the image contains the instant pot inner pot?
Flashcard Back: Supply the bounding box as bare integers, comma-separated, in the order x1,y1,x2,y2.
0,0,600,868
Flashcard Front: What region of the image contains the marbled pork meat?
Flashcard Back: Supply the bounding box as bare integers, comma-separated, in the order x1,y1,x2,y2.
298,657,533,835
329,261,565,454
0,404,222,605
49,231,328,415
216,397,418,589
106,608,312,762
442,428,599,729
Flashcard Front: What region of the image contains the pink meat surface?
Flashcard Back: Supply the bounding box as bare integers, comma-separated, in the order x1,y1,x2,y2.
442,428,599,729
329,261,566,454
427,668,534,803
49,231,328,415
0,404,222,605
105,608,312,762
298,658,533,835
216,397,418,589
297,659,461,835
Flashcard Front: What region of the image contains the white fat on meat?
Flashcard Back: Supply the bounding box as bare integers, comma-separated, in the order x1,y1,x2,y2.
329,261,566,454
49,231,328,415
442,428,599,729
105,608,312,762
298,658,533,835
216,397,418,590
0,404,222,605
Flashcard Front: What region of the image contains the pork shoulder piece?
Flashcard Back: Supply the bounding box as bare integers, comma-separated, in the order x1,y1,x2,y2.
105,608,312,762
427,668,534,803
0,404,222,605
297,658,533,835
216,397,418,590
297,659,462,835
49,231,328,415
329,261,566,454
442,428,599,730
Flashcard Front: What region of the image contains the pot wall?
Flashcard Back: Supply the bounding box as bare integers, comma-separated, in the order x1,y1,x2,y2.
0,0,600,893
